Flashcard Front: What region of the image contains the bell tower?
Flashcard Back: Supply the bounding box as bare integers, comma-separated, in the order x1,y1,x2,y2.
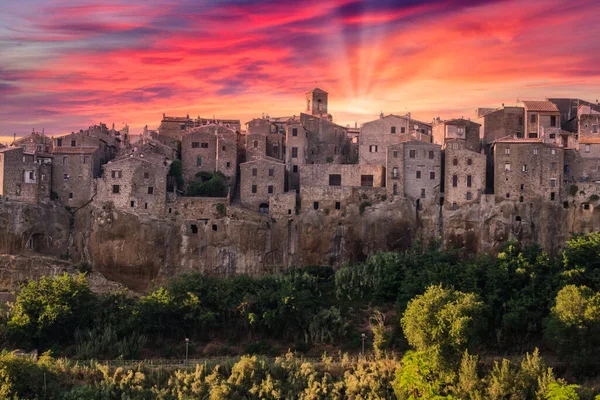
306,88,328,116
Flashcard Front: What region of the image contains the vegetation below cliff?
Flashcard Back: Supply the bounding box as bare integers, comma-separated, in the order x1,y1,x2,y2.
2,234,600,397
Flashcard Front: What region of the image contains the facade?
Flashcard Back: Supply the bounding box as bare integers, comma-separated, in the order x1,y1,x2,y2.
181,125,237,191
517,100,573,147
11,131,53,154
0,147,50,204
479,106,524,146
547,98,600,132
360,114,431,165
53,127,118,166
299,113,350,164
239,157,285,211
493,139,563,203
159,114,241,141
305,88,330,120
300,164,385,188
245,118,284,161
51,147,99,207
285,120,309,190
96,153,170,216
432,118,481,152
385,141,442,204
444,142,486,209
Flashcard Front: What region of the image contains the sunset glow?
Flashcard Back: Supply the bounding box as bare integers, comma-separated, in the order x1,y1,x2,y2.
2,0,600,141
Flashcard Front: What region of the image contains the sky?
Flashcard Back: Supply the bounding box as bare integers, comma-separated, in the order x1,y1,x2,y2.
1,0,600,142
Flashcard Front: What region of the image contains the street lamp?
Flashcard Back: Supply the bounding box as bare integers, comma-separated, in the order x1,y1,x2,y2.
185,338,190,366
361,333,366,357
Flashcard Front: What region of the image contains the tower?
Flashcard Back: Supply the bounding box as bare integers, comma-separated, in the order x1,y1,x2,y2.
305,88,328,116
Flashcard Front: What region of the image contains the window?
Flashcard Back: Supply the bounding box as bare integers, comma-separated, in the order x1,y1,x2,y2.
505,148,510,155
292,128,298,137
130,200,135,208
467,175,472,187
584,203,590,210
466,192,472,200
409,149,416,158
314,202,319,210
148,187,154,195
83,156,89,164
201,143,208,148
253,140,258,148
550,116,557,127
585,144,591,153
452,175,458,187
521,165,528,173
226,162,231,168
252,185,257,194
520,184,524,191
519,116,523,125
212,224,218,231
533,148,538,155
63,173,69,180
15,184,21,196
192,142,200,148
453,158,458,166
268,185,273,194
335,201,341,210
429,151,434,159
68,192,73,199
391,126,396,134
196,156,202,167
292,147,298,158
268,168,274,177
551,149,556,155
551,178,556,188
252,168,257,177
145,203,148,209
430,171,435,180
421,189,426,198
531,114,537,123
71,140,76,147
112,185,120,194
519,196,524,203
549,134,556,139
393,150,398,158
393,184,398,195
222,145,226,151
63,156,68,165
392,167,398,178
550,192,556,201
369,145,378,153
329,174,342,186
593,125,599,134
56,138,62,146
452,202,457,210
506,193,510,198
401,127,406,134
467,158,472,166
452,142,459,150
292,165,298,173
191,224,198,234
111,170,122,178
41,174,46,182
416,171,421,179
181,124,186,131
361,175,374,187
551,163,556,171
504,163,511,171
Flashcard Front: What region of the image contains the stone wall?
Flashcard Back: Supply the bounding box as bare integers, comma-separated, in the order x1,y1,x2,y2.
444,147,486,209
240,158,285,209
482,107,524,146
299,185,387,213
401,141,442,204
285,122,308,190
300,113,350,164
300,164,384,188
51,148,97,208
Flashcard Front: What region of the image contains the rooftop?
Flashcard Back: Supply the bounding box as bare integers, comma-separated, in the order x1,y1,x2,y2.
51,146,98,154
520,100,559,113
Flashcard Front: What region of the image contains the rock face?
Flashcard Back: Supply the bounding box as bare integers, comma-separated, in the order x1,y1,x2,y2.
1,195,599,292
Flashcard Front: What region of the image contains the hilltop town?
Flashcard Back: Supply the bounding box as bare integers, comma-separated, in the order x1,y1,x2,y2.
1,89,600,284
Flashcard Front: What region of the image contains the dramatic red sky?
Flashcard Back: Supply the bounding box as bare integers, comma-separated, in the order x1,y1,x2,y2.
1,0,600,142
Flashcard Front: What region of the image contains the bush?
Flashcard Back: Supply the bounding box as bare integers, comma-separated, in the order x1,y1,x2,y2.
569,184,578,197
168,159,184,189
359,201,372,215
186,172,227,197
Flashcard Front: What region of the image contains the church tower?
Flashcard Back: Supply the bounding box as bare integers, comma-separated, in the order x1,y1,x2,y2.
306,88,328,116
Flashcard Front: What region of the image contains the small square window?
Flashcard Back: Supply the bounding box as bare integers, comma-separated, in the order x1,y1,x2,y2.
401,127,406,134
252,168,257,176
313,202,319,210
393,150,398,158
252,185,257,194
144,172,149,179
429,151,434,159
69,193,73,199
292,147,298,158
466,192,472,200
113,185,120,194
551,149,556,155
196,157,202,167
268,185,273,194
420,189,425,198
533,148,538,155
63,173,69,180
201,143,209,148
148,187,154,194
130,200,135,208
268,168,274,177
453,158,458,166
550,192,556,201
292,165,298,173
144,203,148,209
467,158,472,166
192,142,200,148
222,146,226,151
226,161,231,168
409,150,416,158
83,156,89,164
505,148,510,155
416,171,421,179
430,171,435,180
335,201,341,210
71,140,76,147
292,128,298,137
391,126,396,134
452,202,457,210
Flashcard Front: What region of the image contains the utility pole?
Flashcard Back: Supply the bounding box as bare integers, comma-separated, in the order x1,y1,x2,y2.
361,333,366,357
185,338,190,367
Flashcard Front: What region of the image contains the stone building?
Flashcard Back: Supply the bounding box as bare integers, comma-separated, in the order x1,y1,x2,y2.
443,141,486,209
517,100,576,148
159,114,241,141
11,131,53,154
360,114,432,165
0,147,51,204
493,138,563,203
298,113,350,164
96,152,171,216
51,147,99,207
478,106,524,147
547,98,600,132
285,119,309,190
239,157,285,212
305,88,331,120
181,125,237,191
245,118,285,161
53,125,118,166
386,141,442,205
432,118,481,153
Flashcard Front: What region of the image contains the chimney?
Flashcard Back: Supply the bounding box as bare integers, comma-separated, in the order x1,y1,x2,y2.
380,111,384,119
502,103,505,107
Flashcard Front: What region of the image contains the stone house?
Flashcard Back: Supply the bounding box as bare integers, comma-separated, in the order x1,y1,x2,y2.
493,138,563,203
478,106,524,147
239,157,285,212
305,88,331,120
517,101,576,147
51,146,99,207
443,141,486,209
245,118,284,161
96,152,171,216
181,125,237,191
285,120,309,191
386,141,442,205
0,147,50,204
53,126,118,166
360,114,432,165
11,131,53,154
432,118,481,153
300,113,350,165
159,114,241,141
547,98,600,132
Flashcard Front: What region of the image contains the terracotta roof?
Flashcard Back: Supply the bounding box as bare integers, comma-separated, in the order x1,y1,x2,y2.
51,146,98,154
494,138,543,144
520,100,559,113
579,138,600,144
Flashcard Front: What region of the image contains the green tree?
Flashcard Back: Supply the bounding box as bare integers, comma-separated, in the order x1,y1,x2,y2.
186,171,227,197
168,159,184,189
392,350,454,400
401,285,485,366
561,233,600,289
6,273,96,347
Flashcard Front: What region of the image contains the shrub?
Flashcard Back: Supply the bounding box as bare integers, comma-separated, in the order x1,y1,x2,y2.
186,172,227,197
359,201,372,215
569,184,578,197
168,159,184,189
216,203,226,216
